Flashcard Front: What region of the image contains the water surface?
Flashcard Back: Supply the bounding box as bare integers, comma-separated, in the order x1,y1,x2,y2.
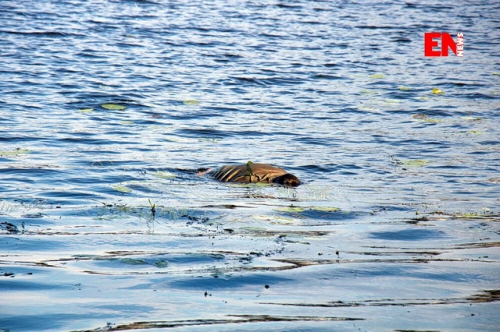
1,0,499,331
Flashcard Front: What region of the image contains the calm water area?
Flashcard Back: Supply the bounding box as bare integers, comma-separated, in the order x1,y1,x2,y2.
1,0,499,331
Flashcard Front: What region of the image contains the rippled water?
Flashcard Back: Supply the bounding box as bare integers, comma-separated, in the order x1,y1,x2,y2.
1,0,499,331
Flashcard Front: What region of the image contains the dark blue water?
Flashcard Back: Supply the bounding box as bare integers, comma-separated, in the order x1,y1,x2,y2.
1,1,499,331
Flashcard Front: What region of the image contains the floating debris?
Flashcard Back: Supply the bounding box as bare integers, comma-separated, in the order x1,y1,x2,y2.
0,222,19,234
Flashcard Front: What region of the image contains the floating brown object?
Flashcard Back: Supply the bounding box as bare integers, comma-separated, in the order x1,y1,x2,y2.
210,162,301,187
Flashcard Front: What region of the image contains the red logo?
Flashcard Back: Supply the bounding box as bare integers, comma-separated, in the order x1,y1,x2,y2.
424,32,464,57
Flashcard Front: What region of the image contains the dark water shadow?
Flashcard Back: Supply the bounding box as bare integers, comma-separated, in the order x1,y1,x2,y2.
166,273,292,291
0,314,90,332
0,279,66,291
273,205,364,222
369,228,448,241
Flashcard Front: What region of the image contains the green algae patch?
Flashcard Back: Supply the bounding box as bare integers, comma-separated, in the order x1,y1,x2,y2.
467,130,485,135
400,159,429,167
369,73,386,79
384,99,403,104
310,207,341,212
422,118,442,123
152,171,176,179
79,108,94,113
452,210,498,220
357,105,380,112
413,209,499,222
102,103,127,110
432,88,444,94
111,184,132,193
275,206,342,214
0,148,32,157
154,260,169,268
398,86,410,91
120,258,148,265
112,181,156,193
275,206,306,213
361,89,378,95
183,99,200,105
461,116,482,122
412,114,443,123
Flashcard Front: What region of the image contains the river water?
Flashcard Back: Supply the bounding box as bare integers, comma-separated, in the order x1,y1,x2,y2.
1,0,499,331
